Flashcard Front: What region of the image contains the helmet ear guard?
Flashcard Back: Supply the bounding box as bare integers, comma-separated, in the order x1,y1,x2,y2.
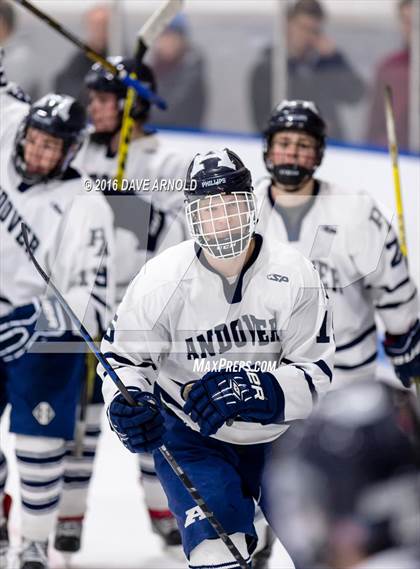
263,99,327,188
184,148,257,259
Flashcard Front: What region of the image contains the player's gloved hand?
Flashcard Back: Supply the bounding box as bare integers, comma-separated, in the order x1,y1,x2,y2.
0,298,72,362
183,368,285,437
107,388,165,453
383,319,420,388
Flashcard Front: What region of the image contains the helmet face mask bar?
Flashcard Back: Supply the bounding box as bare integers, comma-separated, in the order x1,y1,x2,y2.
263,99,327,190
184,149,257,260
186,191,257,260
13,93,87,185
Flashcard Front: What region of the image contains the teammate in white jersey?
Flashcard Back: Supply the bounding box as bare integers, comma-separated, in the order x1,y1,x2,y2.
77,56,189,214
0,89,114,569
98,148,335,569
256,100,419,388
54,58,186,551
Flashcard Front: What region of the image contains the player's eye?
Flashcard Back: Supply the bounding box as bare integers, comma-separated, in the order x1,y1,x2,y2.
298,142,313,151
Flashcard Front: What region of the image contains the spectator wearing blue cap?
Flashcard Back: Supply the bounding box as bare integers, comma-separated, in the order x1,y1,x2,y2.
148,14,207,130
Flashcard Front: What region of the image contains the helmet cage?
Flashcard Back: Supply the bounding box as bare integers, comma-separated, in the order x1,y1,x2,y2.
186,191,257,259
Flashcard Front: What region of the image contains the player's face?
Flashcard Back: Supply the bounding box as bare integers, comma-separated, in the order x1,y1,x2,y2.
268,131,318,170
197,193,251,241
23,128,64,176
87,91,120,132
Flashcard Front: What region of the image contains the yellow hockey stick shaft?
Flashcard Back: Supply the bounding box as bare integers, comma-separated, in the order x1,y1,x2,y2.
115,0,183,190
384,85,419,398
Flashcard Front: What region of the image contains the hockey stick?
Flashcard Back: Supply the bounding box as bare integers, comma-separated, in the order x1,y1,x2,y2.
384,85,420,400
12,0,166,110
20,223,250,569
115,0,183,189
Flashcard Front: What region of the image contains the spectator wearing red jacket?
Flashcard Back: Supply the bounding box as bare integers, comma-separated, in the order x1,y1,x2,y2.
366,0,413,150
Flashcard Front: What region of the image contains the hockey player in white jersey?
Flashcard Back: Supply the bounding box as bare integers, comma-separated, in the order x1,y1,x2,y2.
78,56,189,214
54,58,186,551
256,100,419,388
98,148,335,569
0,90,114,569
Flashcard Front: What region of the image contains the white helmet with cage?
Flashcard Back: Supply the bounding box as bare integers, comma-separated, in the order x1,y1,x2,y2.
184,148,257,260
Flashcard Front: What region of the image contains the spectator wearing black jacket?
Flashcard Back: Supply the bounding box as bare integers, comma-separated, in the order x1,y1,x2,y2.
250,0,365,140
54,5,111,105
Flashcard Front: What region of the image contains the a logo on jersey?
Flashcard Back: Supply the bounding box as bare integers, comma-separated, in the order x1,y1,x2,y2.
267,273,289,283
312,260,343,294
185,315,280,360
184,505,206,527
0,188,40,256
321,225,337,234
32,402,55,426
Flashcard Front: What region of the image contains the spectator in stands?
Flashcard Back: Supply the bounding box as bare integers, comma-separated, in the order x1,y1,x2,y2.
366,0,413,150
250,0,365,140
54,4,111,104
148,14,207,130
0,0,39,99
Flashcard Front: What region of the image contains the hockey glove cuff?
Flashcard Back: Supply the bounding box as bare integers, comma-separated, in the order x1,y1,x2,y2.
383,319,420,388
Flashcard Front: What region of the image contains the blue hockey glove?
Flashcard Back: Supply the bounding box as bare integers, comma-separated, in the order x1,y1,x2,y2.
107,389,165,453
383,319,420,388
0,298,72,362
183,368,285,437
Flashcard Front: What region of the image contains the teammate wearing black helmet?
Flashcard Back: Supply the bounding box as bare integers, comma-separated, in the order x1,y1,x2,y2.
54,58,187,552
78,56,188,212
256,99,419,390
0,87,114,569
13,93,87,185
263,99,326,190
84,57,156,146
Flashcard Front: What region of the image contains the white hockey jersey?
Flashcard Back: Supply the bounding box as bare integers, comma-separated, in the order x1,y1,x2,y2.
255,178,418,386
75,131,189,213
75,132,188,301
0,82,29,141
0,88,115,337
99,235,335,445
